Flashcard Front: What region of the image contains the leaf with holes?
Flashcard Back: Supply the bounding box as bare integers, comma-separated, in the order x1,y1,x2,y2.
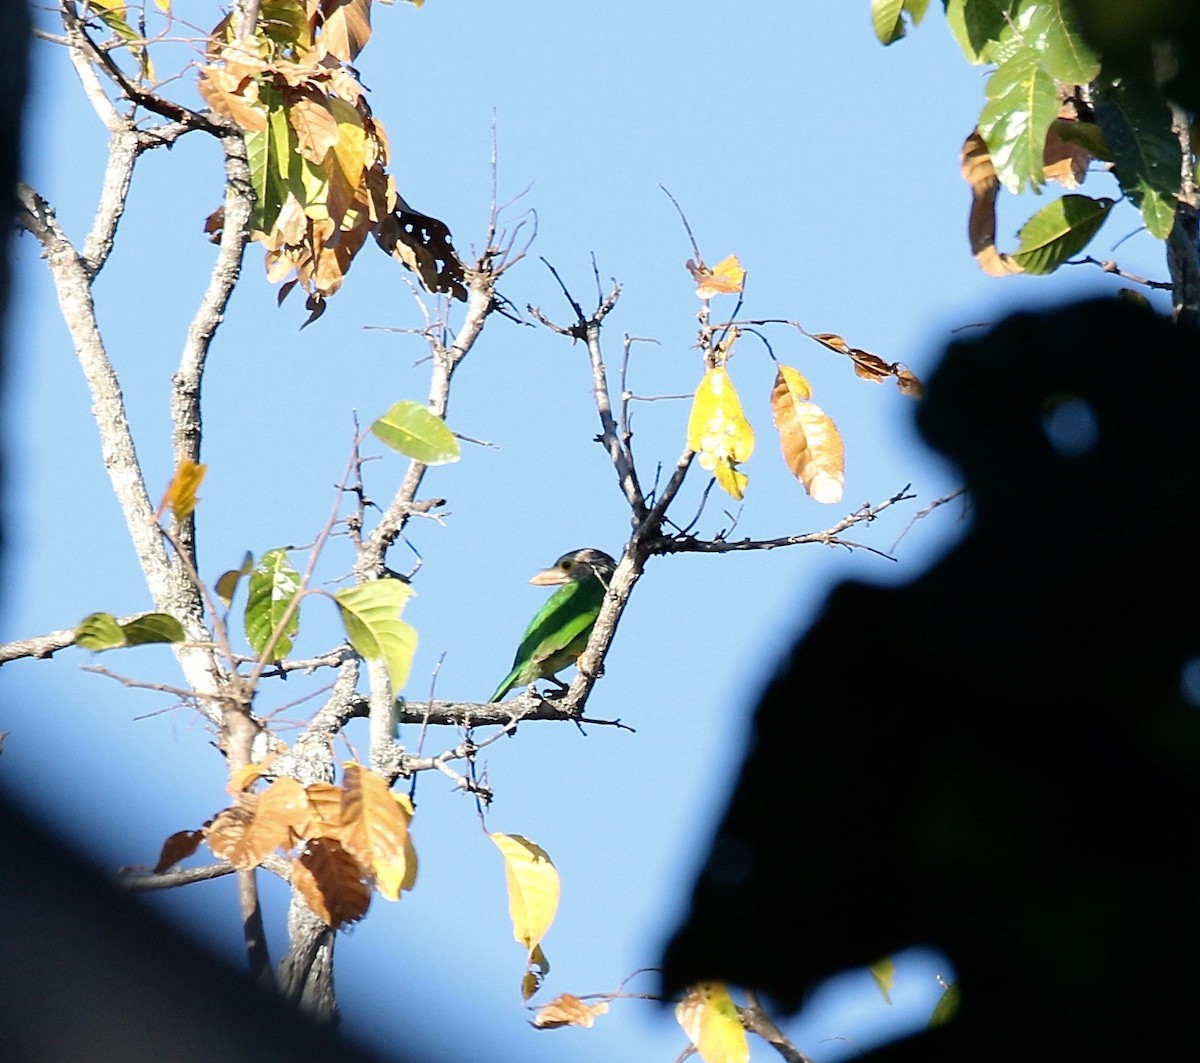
245,548,301,660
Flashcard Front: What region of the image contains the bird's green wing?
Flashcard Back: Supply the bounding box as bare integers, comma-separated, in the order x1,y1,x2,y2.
489,577,606,702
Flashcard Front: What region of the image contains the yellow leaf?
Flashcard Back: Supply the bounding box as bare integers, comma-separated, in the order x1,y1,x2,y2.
489,833,560,950
532,993,610,1029
153,459,207,523
293,837,371,928
769,365,845,504
674,982,749,1063
227,757,273,793
687,367,754,501
340,762,415,901
687,254,745,299
869,956,896,1005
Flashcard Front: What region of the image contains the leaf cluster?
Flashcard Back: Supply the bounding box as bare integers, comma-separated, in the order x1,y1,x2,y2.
875,0,1188,276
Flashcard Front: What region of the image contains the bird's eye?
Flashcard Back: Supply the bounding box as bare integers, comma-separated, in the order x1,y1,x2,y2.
559,560,571,571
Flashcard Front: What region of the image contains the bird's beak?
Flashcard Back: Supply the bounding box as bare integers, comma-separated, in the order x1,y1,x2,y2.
529,567,569,587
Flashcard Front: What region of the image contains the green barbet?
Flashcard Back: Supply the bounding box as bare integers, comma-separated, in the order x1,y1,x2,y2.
489,548,616,702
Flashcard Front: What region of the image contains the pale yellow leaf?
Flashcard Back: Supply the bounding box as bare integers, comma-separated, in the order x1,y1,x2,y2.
490,833,559,950
675,982,749,1063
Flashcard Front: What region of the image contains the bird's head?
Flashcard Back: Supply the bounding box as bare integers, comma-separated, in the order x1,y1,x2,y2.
529,548,617,587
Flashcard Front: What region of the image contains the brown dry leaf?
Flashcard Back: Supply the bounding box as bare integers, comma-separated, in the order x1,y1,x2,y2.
285,84,340,164
197,59,268,132
152,459,207,523
847,347,924,398
686,254,745,299
250,776,308,851
896,367,924,398
299,780,344,841
376,205,467,301
293,837,371,928
770,365,845,505
340,762,414,900
532,993,610,1030
314,0,372,62
810,332,851,354
961,128,1023,277
1043,124,1090,189
205,805,257,868
153,829,204,875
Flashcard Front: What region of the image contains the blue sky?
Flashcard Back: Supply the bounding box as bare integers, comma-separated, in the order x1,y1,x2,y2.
2,2,1173,1061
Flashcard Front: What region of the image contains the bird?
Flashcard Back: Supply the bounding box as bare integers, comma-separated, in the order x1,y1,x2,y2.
489,548,617,703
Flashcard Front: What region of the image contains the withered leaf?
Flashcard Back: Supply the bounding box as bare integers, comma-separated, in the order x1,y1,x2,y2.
961,128,1023,277
770,365,845,505
153,829,204,875
375,204,467,302
293,837,371,928
686,254,745,299
532,993,610,1030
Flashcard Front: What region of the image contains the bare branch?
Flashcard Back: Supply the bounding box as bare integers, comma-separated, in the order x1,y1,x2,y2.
740,991,814,1063
122,853,293,891
170,131,254,564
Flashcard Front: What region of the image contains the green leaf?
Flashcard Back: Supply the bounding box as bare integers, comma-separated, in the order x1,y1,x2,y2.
1012,194,1115,274
74,612,185,651
1019,0,1100,84
1050,117,1112,162
929,981,961,1027
74,612,127,651
945,0,1019,63
370,401,461,465
245,548,301,659
335,581,418,692
122,614,187,646
257,0,312,53
977,45,1060,194
245,86,292,234
871,0,929,44
1094,75,1180,240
